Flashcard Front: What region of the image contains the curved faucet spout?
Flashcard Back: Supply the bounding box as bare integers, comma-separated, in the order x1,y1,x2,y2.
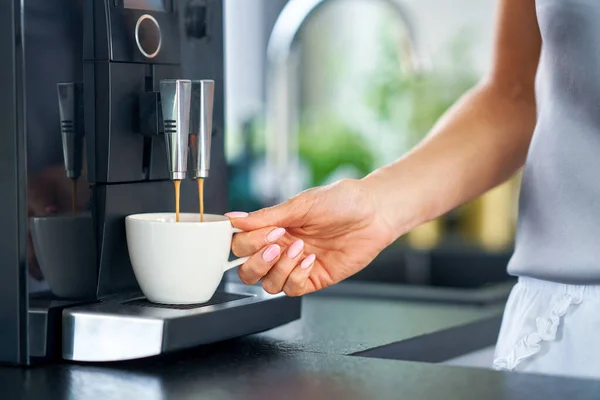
268,0,425,71
265,0,428,203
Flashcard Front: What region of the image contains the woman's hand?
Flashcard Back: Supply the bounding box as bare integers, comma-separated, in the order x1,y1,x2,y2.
227,179,398,297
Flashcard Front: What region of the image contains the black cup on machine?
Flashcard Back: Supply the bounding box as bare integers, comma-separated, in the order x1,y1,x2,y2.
30,213,97,299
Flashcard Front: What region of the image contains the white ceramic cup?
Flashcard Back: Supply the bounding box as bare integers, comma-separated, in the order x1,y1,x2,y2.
125,213,248,304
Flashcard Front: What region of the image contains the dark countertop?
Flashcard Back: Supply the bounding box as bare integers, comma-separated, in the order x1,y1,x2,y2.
255,293,503,355
2,285,600,399
4,350,600,400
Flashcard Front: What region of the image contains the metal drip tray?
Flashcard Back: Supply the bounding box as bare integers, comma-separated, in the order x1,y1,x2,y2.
62,284,301,362
124,292,251,309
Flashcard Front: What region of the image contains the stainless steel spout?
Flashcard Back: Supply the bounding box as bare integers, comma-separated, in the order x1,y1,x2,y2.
57,82,84,180
188,80,215,179
159,79,192,180
265,0,428,202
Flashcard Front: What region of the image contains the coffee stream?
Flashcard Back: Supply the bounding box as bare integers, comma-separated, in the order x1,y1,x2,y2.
174,180,181,222
174,179,205,222
198,178,205,222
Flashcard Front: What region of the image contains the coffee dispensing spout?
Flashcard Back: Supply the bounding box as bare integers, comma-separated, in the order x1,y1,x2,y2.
188,80,215,179
57,82,84,180
159,79,193,180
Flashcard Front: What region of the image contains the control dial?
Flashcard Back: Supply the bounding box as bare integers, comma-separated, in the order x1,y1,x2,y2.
135,14,162,58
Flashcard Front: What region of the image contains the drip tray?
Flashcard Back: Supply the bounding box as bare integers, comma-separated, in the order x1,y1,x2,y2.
61,283,302,362
124,292,251,310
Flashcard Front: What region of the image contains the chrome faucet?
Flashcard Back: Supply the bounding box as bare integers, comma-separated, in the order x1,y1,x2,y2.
265,0,428,203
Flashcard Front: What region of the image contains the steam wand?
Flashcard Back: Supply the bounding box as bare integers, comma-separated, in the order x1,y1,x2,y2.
57,82,84,215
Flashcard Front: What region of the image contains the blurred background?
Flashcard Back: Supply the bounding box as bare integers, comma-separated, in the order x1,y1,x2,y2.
223,0,518,288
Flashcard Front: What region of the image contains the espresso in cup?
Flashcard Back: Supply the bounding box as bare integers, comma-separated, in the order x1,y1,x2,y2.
125,213,247,304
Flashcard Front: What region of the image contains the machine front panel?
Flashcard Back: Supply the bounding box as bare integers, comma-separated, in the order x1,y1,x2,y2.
2,0,302,365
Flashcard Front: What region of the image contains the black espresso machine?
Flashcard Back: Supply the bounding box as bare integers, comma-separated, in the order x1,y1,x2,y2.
0,0,300,365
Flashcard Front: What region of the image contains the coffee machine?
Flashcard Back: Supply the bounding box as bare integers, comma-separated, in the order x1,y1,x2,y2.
0,0,301,365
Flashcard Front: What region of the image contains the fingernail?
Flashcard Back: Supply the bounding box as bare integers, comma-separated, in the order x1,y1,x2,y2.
267,227,286,243
287,240,304,259
262,244,281,262
301,254,316,269
225,211,249,218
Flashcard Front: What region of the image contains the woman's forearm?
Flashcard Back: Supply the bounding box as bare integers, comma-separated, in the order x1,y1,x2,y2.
363,80,537,238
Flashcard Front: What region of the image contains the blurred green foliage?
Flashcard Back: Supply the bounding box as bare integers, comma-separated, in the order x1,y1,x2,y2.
297,21,479,187
367,25,479,148
298,117,375,186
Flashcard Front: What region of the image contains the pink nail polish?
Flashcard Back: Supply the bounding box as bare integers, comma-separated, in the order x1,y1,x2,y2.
287,240,304,259
301,254,316,269
266,227,286,243
262,244,281,262
225,211,249,218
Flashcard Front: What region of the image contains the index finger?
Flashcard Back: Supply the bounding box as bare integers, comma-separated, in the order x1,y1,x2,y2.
231,226,287,257
226,199,300,231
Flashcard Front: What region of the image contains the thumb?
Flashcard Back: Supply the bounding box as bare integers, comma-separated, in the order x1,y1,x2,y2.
226,199,305,231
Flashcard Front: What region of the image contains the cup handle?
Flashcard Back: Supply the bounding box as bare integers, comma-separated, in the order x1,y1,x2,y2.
224,227,249,271
224,257,249,272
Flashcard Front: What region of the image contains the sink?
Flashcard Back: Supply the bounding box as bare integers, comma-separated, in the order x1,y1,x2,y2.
349,243,514,288
321,244,516,305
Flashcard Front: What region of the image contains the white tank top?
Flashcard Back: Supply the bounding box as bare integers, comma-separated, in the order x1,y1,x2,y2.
508,0,600,283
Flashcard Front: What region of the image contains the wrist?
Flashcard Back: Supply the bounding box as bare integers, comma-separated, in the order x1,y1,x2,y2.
361,165,431,240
